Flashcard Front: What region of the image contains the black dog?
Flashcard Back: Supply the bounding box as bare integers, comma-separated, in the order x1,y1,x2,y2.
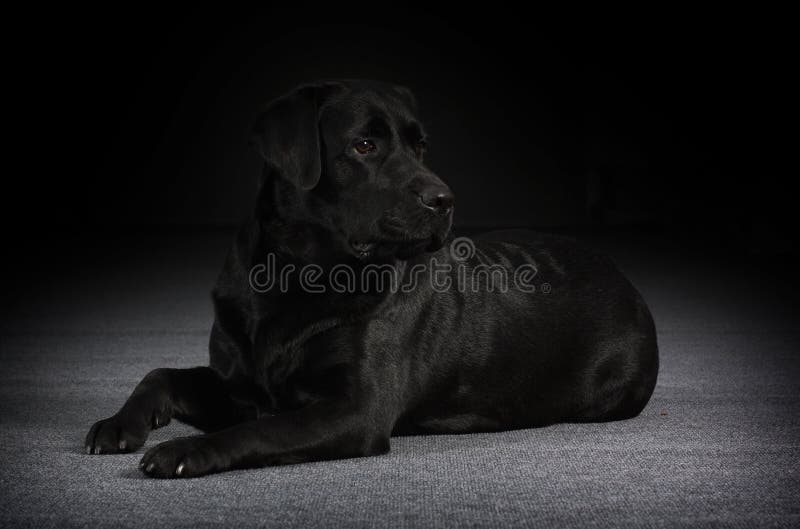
85,79,658,478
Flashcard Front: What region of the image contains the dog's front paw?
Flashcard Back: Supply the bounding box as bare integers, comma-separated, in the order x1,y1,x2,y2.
139,436,227,478
85,402,171,454
85,415,144,455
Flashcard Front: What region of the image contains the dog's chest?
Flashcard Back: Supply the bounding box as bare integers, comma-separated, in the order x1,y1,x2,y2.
246,307,348,411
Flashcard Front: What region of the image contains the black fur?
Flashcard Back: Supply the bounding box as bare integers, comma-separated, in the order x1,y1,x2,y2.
85,80,658,478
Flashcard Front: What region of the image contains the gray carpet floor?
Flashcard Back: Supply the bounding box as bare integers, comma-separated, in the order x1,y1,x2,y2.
1,229,798,528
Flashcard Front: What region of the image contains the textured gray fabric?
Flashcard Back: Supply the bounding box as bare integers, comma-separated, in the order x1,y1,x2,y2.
1,231,798,528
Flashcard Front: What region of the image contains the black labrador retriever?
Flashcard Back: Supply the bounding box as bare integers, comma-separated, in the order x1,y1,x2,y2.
85,79,658,478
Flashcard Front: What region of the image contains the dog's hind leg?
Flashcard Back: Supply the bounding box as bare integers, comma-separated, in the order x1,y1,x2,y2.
573,303,659,423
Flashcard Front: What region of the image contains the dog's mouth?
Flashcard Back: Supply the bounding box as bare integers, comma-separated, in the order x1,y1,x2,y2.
347,211,451,261
349,233,448,261
350,241,378,259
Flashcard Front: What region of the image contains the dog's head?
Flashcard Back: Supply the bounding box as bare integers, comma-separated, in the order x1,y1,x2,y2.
250,80,453,262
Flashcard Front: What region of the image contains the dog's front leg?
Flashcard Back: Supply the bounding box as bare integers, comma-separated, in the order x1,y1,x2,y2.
85,367,251,454
138,398,392,478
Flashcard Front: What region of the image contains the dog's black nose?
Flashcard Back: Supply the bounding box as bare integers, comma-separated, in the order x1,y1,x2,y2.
419,187,455,214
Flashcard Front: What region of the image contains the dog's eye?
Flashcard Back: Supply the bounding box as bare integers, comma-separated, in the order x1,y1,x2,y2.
354,139,377,154
415,139,427,155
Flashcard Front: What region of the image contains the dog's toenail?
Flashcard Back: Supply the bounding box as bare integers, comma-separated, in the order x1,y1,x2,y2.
118,440,127,450
86,445,92,454
146,463,155,473
176,463,185,476
94,446,101,455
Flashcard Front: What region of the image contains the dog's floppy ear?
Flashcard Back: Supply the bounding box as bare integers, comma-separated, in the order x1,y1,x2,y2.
250,82,342,191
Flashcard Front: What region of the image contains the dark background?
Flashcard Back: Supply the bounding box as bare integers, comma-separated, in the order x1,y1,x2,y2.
6,7,795,254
